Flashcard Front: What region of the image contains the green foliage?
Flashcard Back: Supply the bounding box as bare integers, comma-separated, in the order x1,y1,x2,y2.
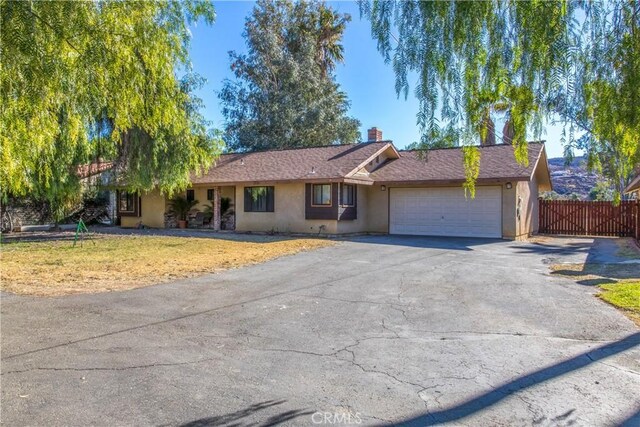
220,0,360,151
545,192,581,201
551,1,640,201
1,0,222,214
360,0,572,155
360,1,640,199
462,145,480,198
589,181,615,201
540,191,561,201
203,204,213,222
169,196,198,221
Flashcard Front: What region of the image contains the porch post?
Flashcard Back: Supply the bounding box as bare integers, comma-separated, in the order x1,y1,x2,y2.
213,186,221,231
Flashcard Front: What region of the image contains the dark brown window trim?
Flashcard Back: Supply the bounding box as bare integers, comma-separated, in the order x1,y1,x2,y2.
311,183,333,207
338,183,357,221
340,183,355,207
305,183,338,220
117,190,140,217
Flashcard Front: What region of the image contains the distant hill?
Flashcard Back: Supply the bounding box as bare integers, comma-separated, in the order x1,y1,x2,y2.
547,156,604,199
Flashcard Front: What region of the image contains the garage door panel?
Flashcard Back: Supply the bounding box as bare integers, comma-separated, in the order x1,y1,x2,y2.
390,186,502,238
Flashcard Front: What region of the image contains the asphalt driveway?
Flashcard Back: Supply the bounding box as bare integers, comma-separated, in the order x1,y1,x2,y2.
1,235,639,426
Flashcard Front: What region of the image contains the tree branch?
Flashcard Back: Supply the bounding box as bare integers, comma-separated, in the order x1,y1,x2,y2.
23,3,82,54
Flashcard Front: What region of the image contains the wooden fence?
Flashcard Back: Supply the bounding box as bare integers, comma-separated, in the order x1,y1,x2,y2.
539,199,639,239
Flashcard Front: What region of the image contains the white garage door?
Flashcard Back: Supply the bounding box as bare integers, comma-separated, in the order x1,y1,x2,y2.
390,186,502,238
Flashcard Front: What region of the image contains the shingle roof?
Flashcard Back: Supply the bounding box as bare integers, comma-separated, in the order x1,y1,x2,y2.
624,173,640,193
191,141,391,184
190,141,547,186
370,143,546,184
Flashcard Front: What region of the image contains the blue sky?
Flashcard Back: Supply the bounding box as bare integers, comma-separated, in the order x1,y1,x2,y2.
188,0,569,158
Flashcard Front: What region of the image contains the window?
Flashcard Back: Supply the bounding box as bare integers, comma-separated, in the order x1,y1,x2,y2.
312,184,332,206
186,189,195,202
207,189,215,201
244,186,274,212
117,191,139,216
341,184,355,206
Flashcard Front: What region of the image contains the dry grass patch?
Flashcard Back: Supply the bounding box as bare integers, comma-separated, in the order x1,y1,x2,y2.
0,235,334,296
551,262,640,326
550,263,640,282
527,235,556,245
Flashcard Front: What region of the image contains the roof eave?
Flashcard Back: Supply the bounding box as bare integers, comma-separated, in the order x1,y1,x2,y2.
624,174,640,193
189,177,373,186
529,144,553,191
371,177,528,186
344,177,374,185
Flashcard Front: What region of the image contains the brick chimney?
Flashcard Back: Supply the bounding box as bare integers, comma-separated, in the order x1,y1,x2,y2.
502,119,514,145
367,127,383,142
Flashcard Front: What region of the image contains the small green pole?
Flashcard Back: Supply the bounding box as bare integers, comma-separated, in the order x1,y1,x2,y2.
73,221,81,247
73,219,94,247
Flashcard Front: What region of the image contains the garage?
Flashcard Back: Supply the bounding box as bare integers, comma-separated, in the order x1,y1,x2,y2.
389,186,502,238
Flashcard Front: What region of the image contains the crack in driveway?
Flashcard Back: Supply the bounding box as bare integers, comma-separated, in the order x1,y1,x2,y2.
3,250,452,361
253,330,476,411
2,356,220,375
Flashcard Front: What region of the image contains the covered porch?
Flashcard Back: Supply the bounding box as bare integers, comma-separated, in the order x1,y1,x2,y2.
174,185,236,230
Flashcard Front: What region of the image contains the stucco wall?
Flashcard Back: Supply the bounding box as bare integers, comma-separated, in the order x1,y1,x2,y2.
234,183,338,234
191,187,210,212
220,187,235,205
160,182,388,235
121,179,541,238
515,177,539,239
501,184,517,239
365,185,389,233
529,177,540,233
121,189,166,228
502,154,550,240
502,178,540,240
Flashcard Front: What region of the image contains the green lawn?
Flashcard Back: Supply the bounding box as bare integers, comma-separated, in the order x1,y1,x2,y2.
598,281,640,326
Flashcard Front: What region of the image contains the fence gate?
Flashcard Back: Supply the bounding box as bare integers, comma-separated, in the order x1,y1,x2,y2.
539,199,639,238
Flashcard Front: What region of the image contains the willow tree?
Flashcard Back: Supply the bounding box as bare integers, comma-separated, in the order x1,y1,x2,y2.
360,1,639,199
550,1,640,200
1,0,222,219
